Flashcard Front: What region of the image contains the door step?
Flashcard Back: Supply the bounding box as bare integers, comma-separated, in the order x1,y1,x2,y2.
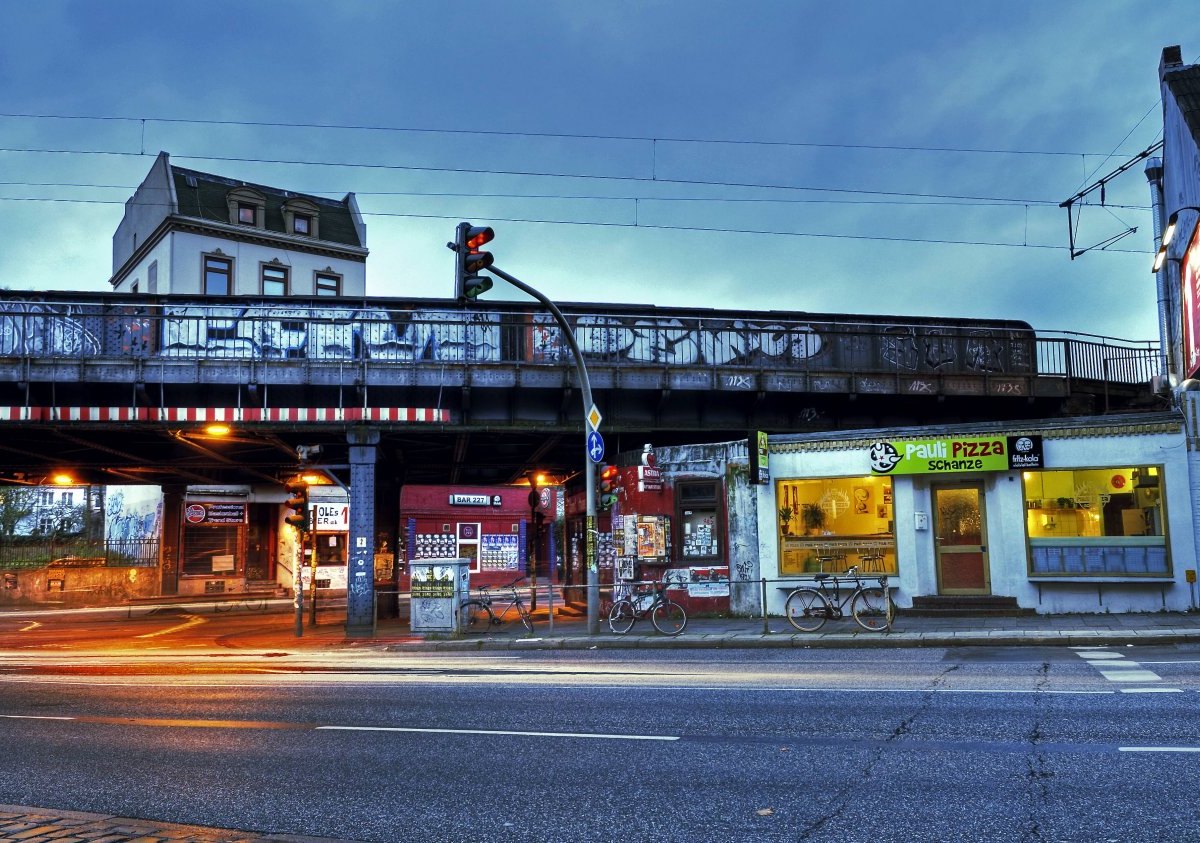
907,595,1034,617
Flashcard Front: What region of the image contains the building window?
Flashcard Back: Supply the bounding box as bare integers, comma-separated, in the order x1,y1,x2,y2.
204,255,232,295
677,481,721,560
775,477,896,576
147,260,158,294
282,198,319,240
262,264,289,296
226,188,266,229
1024,466,1168,576
293,214,311,236
181,524,242,577
315,272,341,296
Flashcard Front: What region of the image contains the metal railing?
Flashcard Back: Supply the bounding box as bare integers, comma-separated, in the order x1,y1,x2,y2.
0,294,1161,387
0,538,159,570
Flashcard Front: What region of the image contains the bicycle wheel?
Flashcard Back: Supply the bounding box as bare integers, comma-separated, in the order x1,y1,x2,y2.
608,599,637,634
851,587,893,632
518,606,534,633
784,588,830,632
461,600,494,629
651,600,687,636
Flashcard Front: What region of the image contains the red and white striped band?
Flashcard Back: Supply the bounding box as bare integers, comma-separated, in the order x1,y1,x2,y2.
0,407,452,423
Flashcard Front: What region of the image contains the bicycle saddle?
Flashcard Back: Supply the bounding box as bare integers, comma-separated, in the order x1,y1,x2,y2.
813,573,831,581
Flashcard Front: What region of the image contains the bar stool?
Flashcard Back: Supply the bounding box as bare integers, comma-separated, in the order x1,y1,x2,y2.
816,546,846,573
860,551,885,573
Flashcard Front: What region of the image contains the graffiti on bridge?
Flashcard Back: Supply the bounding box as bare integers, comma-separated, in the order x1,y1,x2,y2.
0,297,1035,376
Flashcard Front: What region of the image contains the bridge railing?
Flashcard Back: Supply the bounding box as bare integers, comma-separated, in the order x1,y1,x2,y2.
0,295,1161,386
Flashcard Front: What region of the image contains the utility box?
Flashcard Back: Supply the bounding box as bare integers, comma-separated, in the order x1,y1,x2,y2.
408,559,471,633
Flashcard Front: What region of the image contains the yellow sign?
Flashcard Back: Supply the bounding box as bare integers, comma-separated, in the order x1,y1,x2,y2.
870,435,1037,475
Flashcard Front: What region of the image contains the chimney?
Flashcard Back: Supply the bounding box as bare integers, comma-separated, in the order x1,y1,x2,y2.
1161,45,1184,79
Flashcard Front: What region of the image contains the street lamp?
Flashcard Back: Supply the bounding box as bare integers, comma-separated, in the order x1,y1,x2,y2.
1152,206,1200,272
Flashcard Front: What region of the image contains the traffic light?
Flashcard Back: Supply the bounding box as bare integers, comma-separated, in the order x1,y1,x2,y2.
453,222,495,303
598,464,620,510
284,480,309,531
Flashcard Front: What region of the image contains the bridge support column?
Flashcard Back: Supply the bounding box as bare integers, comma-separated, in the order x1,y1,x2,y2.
346,427,380,637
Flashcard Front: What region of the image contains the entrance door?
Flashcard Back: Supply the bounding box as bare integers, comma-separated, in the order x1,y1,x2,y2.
932,484,990,595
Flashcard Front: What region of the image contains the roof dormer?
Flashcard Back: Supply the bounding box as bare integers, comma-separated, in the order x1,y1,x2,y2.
282,197,320,239
226,187,266,229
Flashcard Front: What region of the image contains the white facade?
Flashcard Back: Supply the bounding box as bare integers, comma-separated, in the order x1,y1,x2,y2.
758,414,1197,615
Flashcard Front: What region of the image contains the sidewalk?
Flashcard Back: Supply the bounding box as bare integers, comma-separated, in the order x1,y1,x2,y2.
0,804,349,843
218,606,1200,651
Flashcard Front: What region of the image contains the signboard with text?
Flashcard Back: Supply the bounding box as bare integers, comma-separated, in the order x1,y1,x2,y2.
1183,223,1200,379
869,434,1042,476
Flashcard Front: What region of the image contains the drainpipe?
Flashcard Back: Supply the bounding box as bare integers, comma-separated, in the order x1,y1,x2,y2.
1145,157,1176,388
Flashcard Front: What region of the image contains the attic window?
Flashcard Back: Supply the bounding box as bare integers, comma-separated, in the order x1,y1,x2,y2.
282,198,319,239
226,188,266,229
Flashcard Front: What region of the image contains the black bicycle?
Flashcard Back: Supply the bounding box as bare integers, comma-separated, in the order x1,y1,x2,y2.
607,577,687,636
784,566,893,632
461,577,534,632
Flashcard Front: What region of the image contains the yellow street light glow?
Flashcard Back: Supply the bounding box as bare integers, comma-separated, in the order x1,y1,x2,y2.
51,473,74,485
205,423,232,437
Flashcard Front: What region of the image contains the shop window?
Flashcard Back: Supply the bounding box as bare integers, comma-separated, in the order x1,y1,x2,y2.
181,525,241,576
1024,467,1169,576
775,477,896,576
677,481,720,560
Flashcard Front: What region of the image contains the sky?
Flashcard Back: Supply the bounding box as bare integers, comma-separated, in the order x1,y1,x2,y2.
1,1,1197,342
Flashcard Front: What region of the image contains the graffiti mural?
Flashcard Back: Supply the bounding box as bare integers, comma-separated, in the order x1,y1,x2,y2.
0,295,1044,378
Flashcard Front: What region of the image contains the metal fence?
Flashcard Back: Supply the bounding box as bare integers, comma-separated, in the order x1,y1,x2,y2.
0,538,159,570
0,295,1162,386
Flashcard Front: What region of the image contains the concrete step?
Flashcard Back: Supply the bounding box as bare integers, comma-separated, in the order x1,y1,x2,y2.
907,595,1035,617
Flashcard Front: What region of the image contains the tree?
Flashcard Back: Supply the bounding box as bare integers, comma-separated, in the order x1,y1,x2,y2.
0,488,38,539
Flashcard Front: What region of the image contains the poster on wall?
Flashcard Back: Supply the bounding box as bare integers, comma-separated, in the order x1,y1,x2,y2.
683,565,730,598
636,516,667,558
105,485,163,542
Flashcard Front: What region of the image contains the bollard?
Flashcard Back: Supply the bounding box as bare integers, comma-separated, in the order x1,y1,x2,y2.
761,577,769,634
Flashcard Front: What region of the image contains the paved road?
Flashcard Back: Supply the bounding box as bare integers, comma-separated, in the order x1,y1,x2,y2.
3,645,1200,841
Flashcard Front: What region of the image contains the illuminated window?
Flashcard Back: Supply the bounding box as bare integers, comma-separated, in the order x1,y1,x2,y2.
1024,466,1169,576
775,476,895,576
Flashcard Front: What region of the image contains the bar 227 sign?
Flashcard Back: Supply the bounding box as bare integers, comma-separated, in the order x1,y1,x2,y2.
869,434,1043,476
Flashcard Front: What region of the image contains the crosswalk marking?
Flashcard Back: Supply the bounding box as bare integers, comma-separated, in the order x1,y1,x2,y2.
1073,647,1177,692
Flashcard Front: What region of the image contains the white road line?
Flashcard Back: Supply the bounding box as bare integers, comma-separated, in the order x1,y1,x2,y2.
317,725,679,741
1097,669,1162,683
1120,746,1200,753
1120,688,1183,693
19,621,40,633
0,714,75,720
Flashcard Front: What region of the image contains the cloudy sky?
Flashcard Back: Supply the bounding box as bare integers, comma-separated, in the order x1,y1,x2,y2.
1,1,1196,341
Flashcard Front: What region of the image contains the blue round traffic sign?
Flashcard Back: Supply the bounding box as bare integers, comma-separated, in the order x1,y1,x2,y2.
587,430,605,463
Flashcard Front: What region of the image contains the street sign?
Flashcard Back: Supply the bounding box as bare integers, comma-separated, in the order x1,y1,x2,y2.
587,404,603,431
587,430,605,463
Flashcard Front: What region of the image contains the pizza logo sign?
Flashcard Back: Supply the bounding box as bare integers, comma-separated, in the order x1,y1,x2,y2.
185,504,207,524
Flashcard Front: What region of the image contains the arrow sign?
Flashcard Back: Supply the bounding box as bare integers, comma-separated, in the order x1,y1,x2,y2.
587,430,605,464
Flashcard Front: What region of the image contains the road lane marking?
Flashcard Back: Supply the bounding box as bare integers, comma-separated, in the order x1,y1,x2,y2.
135,614,207,639
1096,669,1162,683
0,714,74,720
1075,648,1178,691
317,725,679,741
19,621,40,633
1120,688,1183,693
1120,746,1200,753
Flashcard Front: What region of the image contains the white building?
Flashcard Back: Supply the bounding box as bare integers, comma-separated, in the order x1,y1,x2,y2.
758,413,1195,615
110,152,368,298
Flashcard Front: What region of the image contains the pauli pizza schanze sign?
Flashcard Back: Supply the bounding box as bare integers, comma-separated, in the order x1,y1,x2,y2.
870,435,1042,475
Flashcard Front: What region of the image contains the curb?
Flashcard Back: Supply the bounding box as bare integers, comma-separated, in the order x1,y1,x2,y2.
383,628,1200,652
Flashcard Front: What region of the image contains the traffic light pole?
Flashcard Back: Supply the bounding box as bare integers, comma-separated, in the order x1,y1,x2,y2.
485,264,601,634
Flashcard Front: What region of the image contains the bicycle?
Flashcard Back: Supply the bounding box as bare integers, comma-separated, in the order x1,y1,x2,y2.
784,566,893,632
607,577,688,636
461,577,534,633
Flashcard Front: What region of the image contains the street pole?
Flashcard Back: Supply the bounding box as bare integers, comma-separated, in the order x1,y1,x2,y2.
485,264,601,634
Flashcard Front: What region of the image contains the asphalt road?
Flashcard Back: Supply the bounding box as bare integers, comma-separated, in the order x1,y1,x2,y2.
2,644,1200,842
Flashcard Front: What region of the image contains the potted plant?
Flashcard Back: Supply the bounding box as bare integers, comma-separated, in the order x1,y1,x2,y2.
801,503,827,536
778,506,793,534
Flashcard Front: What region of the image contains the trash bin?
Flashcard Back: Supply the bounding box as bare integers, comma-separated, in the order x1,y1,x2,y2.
408,559,471,633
